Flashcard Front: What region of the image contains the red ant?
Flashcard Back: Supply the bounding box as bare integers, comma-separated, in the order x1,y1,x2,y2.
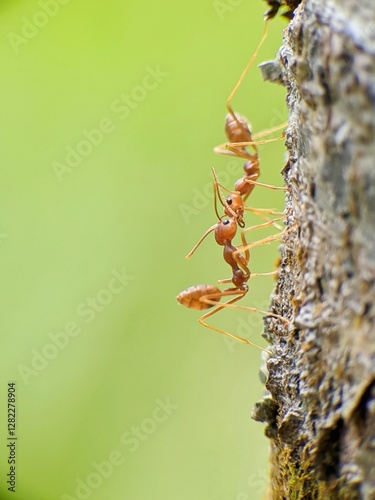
214,0,299,192
213,20,288,217
177,180,287,351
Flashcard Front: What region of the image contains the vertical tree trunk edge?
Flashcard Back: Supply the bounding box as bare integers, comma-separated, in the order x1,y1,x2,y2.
252,1,375,499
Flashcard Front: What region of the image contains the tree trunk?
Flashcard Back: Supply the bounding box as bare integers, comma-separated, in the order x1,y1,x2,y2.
252,1,375,498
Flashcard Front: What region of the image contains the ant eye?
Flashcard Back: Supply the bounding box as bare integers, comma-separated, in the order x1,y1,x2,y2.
226,197,232,205
223,219,230,225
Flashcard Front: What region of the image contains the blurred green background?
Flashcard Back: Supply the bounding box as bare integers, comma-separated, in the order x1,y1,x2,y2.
0,1,287,499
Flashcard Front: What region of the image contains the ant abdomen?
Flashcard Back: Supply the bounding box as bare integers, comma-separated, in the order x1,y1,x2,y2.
225,113,252,144
176,284,221,310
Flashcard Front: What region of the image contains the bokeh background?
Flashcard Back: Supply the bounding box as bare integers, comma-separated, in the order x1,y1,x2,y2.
0,1,288,499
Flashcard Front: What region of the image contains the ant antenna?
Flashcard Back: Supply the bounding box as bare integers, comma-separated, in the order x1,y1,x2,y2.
185,223,218,260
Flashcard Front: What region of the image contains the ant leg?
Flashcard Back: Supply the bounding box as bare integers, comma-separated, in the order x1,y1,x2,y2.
225,144,253,160
229,220,284,274
226,21,270,122
242,218,284,233
214,142,253,160
234,221,284,265
215,130,284,158
236,231,285,258
250,271,278,277
238,223,296,256
246,210,278,226
256,217,283,230
214,142,241,157
199,289,272,353
230,136,286,149
245,231,284,247
185,223,218,259
220,134,285,159
251,122,288,140
232,217,284,267
214,124,286,158
244,207,283,215
208,300,289,327
244,178,286,191
244,207,284,227
218,134,286,161
217,270,277,284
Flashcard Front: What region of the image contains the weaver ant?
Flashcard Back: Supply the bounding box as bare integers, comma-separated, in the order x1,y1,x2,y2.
177,175,287,351
213,16,288,217
214,0,300,178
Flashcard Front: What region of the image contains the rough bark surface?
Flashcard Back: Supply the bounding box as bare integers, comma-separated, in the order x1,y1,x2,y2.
252,1,375,498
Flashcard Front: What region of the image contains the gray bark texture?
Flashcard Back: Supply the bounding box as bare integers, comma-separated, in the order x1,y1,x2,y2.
252,1,375,498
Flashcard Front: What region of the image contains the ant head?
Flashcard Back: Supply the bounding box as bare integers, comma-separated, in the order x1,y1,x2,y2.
214,218,237,246
211,167,245,227
232,269,249,290
225,113,252,144
224,193,245,228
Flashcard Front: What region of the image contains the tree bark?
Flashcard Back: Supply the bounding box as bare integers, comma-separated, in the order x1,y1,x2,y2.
252,1,375,498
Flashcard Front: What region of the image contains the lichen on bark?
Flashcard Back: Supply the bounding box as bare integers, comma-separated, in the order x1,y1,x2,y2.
252,1,375,498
